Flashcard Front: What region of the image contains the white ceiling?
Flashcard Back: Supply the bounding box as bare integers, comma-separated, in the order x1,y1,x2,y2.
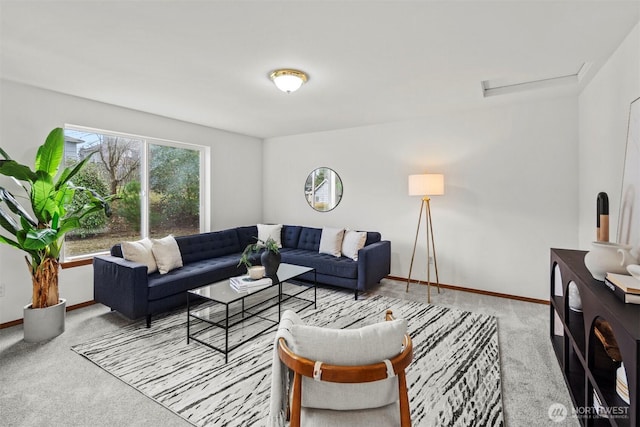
1,1,639,138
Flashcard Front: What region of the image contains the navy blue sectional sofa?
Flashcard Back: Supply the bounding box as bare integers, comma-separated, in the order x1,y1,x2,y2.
93,225,391,326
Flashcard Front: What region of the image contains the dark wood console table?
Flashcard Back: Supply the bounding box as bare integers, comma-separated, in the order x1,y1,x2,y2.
550,249,639,426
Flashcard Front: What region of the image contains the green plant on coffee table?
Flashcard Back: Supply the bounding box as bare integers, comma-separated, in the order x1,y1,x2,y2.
237,237,280,271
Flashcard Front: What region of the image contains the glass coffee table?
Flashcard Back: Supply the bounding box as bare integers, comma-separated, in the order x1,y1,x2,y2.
186,263,316,362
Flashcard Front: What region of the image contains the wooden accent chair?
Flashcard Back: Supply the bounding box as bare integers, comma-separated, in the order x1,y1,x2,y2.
276,310,413,426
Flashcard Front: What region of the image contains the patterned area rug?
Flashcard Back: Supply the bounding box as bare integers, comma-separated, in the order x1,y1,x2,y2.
71,288,503,426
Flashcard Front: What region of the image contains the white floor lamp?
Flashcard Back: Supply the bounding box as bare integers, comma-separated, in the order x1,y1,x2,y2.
406,174,444,303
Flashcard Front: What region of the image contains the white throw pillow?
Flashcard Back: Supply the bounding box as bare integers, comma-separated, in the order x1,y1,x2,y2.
341,230,367,261
151,235,183,274
319,227,345,257
257,224,283,248
291,318,407,410
121,237,158,274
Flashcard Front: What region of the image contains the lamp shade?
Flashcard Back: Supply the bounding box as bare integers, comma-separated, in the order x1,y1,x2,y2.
408,174,444,196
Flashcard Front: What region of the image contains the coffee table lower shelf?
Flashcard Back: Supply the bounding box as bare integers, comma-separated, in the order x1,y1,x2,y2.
187,268,316,363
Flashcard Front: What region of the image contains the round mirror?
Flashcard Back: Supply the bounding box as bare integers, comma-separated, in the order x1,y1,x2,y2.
304,167,343,212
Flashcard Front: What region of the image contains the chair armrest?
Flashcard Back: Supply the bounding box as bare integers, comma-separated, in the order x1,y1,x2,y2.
93,255,149,320
357,240,391,291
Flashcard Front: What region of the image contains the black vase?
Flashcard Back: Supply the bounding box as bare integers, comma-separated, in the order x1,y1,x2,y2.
261,250,281,277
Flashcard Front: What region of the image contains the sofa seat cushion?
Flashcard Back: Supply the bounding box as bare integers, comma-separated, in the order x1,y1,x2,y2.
280,248,357,279
147,254,241,300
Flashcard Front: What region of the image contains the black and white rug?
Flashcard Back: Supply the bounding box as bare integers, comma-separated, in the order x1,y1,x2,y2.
71,288,503,426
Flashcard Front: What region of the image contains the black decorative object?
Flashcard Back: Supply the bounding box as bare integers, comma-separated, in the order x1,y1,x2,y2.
597,192,609,242
261,250,281,277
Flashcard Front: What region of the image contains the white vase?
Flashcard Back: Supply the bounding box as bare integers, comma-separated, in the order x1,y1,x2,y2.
23,298,66,343
568,281,582,312
584,242,636,281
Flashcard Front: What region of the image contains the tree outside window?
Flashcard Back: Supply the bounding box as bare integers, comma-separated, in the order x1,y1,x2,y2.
63,128,203,259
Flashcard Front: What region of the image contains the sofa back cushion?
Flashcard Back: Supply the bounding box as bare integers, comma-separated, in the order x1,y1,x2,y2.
111,244,124,258
296,227,380,252
177,230,241,264
109,226,383,263
364,231,381,246
282,225,302,248
297,227,322,251
235,225,258,249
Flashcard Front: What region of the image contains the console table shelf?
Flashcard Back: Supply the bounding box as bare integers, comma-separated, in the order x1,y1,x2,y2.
550,249,639,426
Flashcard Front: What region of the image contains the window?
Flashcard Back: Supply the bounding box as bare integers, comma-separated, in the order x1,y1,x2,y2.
63,126,207,260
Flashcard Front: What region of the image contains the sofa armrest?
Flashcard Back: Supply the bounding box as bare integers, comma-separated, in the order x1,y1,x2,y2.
357,240,391,291
93,255,149,320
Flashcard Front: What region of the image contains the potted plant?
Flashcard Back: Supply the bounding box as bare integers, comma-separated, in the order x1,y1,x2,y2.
0,128,112,342
238,237,281,277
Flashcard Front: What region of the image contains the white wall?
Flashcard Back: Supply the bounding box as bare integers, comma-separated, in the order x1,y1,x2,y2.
263,96,579,301
0,80,263,323
4,21,635,323
578,22,640,249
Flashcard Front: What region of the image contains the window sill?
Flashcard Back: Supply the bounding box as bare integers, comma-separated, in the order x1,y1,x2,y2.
61,258,93,269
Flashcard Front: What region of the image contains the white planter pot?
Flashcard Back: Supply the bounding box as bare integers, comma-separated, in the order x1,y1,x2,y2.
23,298,66,343
583,241,635,281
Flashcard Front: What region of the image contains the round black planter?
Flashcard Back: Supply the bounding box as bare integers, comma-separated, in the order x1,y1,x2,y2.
261,251,281,277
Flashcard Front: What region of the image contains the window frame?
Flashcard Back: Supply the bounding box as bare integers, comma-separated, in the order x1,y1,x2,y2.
62,124,210,263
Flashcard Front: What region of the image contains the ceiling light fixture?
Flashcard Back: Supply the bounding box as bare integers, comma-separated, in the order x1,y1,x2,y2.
269,69,308,93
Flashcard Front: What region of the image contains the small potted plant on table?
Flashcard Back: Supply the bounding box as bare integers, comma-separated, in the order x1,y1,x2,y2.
238,237,281,277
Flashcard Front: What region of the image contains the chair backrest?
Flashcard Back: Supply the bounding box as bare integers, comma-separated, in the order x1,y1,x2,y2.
277,311,413,427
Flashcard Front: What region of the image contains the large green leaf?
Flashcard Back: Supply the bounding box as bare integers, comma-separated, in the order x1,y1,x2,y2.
68,185,113,218
23,227,58,250
54,152,94,190
19,216,35,233
1,128,113,268
35,127,64,177
51,211,59,230
31,172,57,223
0,234,22,250
0,147,12,160
57,217,80,237
54,185,74,208
0,187,37,227
0,205,19,236
0,160,37,183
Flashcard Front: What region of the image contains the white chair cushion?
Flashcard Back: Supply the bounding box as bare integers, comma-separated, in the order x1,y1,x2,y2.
318,227,345,257
257,224,283,248
121,237,157,274
151,235,183,274
341,230,367,261
301,402,400,427
290,318,407,410
301,376,399,411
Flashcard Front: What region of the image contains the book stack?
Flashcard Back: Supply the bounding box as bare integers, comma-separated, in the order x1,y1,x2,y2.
603,273,640,304
230,275,272,293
